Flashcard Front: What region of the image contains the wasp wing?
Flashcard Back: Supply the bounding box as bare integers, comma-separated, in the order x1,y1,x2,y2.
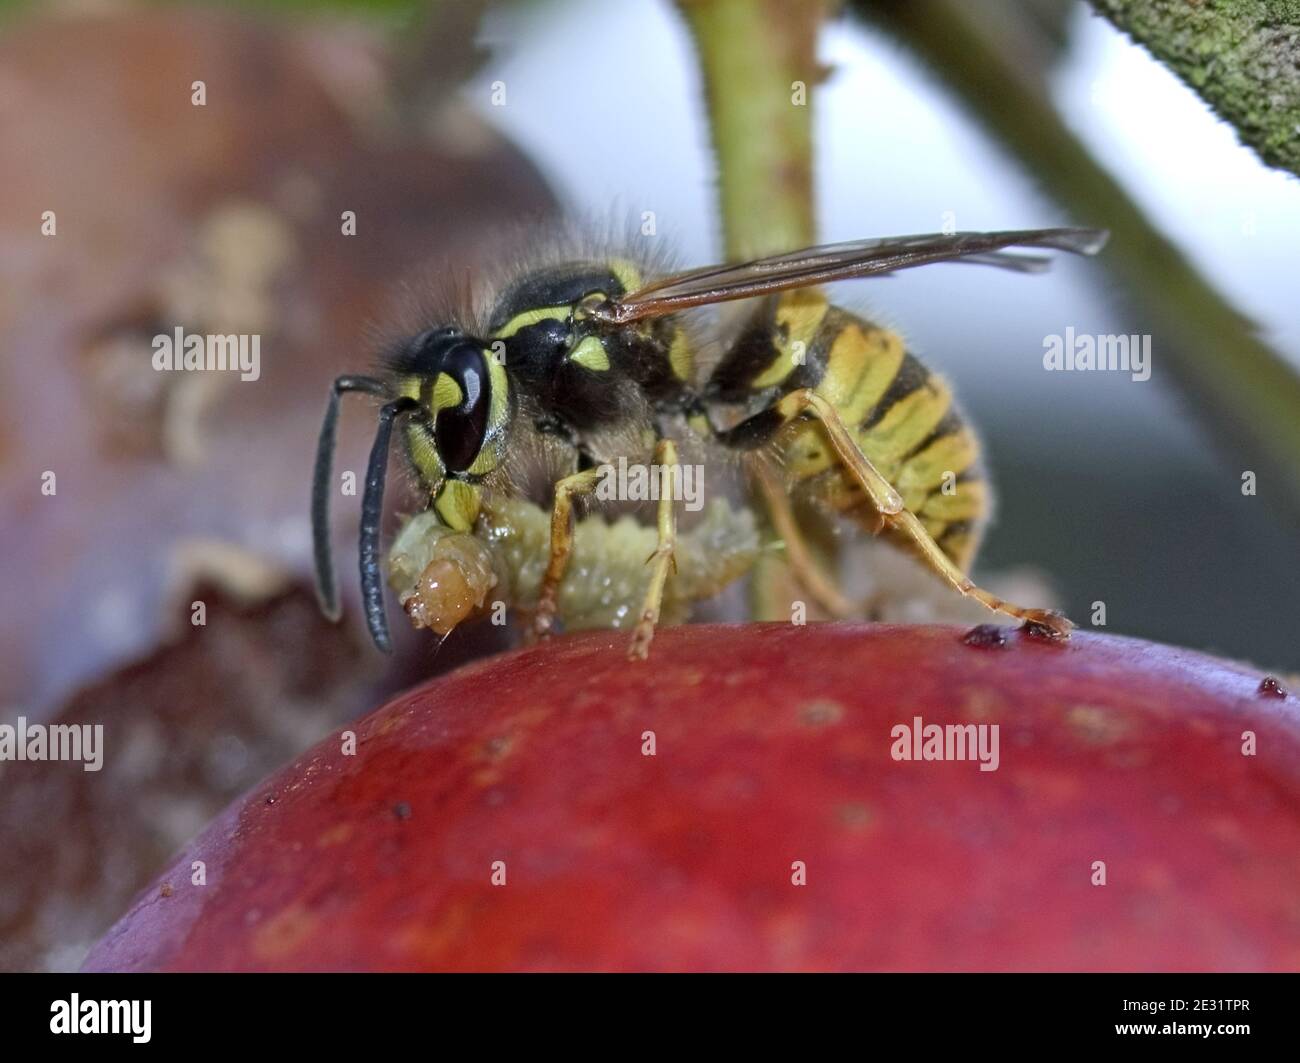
599,228,1108,323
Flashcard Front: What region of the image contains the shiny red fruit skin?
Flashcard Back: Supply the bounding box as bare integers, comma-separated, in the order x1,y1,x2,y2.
84,624,1300,971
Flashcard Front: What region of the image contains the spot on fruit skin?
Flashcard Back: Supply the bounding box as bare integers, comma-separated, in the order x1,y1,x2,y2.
800,700,845,727
961,687,1006,720
480,735,515,762
836,802,875,831
963,624,1009,649
252,902,318,962
316,823,353,848
1066,705,1131,746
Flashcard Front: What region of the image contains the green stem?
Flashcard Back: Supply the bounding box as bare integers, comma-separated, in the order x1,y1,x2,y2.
677,0,836,620
676,0,833,257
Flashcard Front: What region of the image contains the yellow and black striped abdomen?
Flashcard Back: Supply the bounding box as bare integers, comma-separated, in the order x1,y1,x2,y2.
705,289,988,571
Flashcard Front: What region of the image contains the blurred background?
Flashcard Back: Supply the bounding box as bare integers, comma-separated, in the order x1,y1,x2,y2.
0,0,1296,970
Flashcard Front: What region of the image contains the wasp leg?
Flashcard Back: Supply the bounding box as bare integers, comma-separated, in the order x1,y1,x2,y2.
628,438,680,660
721,388,1071,637
753,462,858,619
532,466,605,642
720,389,907,516
886,509,1071,635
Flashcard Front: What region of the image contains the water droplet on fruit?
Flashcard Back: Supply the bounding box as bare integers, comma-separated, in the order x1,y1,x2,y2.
1259,676,1287,698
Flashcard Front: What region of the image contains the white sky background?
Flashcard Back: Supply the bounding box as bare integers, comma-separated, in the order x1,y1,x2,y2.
468,0,1300,448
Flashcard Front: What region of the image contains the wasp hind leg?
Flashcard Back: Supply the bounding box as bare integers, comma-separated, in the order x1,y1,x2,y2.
717,388,1072,637
753,462,858,619
628,437,681,660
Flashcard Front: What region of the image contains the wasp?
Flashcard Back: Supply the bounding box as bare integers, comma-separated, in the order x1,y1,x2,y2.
312,227,1107,659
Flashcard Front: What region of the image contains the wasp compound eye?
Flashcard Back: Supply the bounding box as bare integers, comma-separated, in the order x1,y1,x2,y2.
433,342,490,473
404,326,465,375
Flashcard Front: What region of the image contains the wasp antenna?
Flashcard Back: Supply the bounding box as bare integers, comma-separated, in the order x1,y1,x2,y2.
359,396,421,654
312,375,388,622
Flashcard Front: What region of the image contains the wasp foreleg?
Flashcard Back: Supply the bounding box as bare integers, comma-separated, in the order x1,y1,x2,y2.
531,466,604,642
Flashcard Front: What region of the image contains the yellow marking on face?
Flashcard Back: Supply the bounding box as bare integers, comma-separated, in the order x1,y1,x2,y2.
434,478,482,532
492,306,569,339
460,354,511,478
570,335,610,371
405,421,445,488
466,449,496,477
432,371,463,412
486,353,509,431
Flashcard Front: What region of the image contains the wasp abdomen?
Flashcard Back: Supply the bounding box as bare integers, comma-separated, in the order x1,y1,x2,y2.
706,290,987,570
